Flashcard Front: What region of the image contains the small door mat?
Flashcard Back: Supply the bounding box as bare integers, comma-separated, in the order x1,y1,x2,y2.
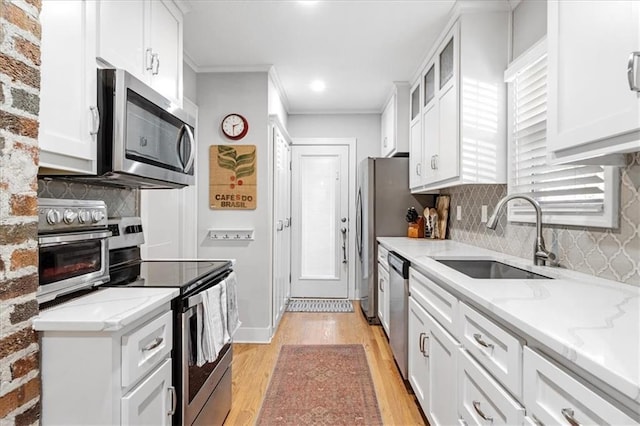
286,298,354,313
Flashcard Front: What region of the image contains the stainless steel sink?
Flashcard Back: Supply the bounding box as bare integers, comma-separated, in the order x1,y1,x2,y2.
435,259,553,280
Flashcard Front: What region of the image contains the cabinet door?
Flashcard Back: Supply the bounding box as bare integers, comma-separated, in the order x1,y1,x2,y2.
96,0,147,81
523,347,636,425
122,358,173,426
149,0,183,104
409,118,423,189
381,94,395,157
424,311,460,426
422,101,439,183
548,1,640,157
408,297,430,415
39,0,97,173
437,84,458,182
377,264,389,333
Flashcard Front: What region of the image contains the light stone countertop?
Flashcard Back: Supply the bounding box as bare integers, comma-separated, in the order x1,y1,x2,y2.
377,237,640,411
33,288,179,332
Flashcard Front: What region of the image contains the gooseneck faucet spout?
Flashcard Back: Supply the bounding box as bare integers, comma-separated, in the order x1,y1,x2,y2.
486,193,556,266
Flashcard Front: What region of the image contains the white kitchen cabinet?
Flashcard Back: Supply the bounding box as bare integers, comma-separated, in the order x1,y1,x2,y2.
547,0,640,165
409,81,423,188
458,349,525,426
409,267,458,335
39,0,98,174
523,347,636,425
377,263,389,334
122,358,173,426
408,297,430,413
96,0,184,105
458,302,523,400
410,8,509,193
38,303,175,425
381,83,410,157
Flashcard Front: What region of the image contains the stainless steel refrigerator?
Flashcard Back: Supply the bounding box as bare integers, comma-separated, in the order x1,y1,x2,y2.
356,156,434,323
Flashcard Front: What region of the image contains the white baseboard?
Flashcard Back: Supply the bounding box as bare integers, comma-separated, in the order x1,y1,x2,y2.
233,326,273,343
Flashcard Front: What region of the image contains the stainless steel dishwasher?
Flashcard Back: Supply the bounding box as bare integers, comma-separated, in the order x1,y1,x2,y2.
388,251,410,380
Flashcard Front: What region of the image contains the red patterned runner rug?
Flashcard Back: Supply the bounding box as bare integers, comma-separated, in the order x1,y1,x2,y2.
256,344,383,425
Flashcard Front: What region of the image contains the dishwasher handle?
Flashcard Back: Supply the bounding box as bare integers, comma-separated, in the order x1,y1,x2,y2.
388,252,410,279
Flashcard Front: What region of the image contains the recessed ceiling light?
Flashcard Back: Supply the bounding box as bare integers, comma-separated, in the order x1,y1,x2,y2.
298,1,319,6
310,80,326,92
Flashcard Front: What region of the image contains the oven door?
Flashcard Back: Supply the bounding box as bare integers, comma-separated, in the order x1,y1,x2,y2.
181,295,232,426
37,230,111,304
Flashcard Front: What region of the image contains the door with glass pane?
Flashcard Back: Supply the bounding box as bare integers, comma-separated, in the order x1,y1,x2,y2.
291,145,349,298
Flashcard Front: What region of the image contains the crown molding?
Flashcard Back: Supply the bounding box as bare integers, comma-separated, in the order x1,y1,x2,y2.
267,66,291,113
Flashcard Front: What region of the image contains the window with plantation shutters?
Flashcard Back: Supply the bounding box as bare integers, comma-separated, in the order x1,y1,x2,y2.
505,39,619,228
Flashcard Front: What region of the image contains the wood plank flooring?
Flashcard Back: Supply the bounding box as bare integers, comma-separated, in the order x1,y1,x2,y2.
224,302,427,425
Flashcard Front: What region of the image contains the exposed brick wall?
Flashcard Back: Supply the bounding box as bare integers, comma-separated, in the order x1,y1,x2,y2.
0,0,42,425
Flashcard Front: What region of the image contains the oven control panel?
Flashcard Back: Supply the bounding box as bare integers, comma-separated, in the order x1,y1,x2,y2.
38,198,108,233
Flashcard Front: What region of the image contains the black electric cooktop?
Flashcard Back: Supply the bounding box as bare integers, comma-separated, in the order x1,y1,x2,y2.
106,260,232,296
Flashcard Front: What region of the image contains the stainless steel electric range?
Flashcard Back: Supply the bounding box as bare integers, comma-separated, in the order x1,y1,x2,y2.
105,217,234,426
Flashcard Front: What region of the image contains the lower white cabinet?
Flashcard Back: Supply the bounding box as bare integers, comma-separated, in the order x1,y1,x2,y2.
122,358,173,426
523,347,636,425
408,296,460,426
458,349,525,426
39,305,174,425
378,263,390,333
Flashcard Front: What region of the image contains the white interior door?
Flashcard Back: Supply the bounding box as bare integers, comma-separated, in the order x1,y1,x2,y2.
291,145,349,298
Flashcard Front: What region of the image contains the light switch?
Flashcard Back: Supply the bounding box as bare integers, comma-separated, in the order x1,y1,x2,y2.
456,205,462,221
481,205,488,223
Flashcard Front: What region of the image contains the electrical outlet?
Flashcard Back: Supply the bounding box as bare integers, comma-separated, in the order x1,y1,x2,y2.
456,205,462,221
481,205,488,223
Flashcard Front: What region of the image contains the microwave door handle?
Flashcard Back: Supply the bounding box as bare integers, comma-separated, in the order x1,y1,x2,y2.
183,125,196,173
176,124,196,173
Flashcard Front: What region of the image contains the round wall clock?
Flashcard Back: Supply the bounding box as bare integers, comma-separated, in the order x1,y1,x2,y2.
221,113,249,140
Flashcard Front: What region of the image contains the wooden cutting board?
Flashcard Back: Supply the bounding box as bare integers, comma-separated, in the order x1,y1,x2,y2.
424,195,450,239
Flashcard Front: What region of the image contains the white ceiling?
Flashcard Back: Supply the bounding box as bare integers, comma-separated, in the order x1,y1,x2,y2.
183,0,457,114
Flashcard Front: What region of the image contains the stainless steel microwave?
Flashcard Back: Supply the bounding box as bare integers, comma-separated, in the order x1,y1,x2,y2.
93,68,196,188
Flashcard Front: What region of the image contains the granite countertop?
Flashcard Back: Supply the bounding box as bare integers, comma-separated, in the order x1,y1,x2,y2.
377,237,640,409
33,288,179,332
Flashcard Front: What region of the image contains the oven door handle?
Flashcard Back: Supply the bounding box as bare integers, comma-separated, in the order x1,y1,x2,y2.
186,292,204,310
38,230,112,246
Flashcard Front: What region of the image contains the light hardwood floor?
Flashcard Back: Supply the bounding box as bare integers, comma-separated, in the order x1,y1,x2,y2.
224,302,427,425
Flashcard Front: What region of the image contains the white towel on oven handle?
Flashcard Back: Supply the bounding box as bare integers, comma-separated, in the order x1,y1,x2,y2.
198,283,230,366
225,271,241,338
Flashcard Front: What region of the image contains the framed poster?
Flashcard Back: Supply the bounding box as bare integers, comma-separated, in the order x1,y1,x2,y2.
209,145,257,209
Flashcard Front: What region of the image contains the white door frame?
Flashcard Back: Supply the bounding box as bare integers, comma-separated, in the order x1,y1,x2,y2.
291,137,357,300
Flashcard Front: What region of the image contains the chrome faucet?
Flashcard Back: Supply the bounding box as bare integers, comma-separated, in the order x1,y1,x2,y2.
486,193,556,266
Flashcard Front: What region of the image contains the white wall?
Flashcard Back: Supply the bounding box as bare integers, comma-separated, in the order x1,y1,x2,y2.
268,71,288,129
286,114,381,164
512,0,546,59
183,61,198,103
196,72,272,342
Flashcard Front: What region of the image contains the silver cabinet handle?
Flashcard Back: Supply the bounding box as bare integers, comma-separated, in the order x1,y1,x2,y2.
145,48,154,70
419,332,429,357
472,401,493,423
561,408,580,426
627,51,640,91
473,333,494,350
89,106,100,136
151,53,160,75
276,220,283,231
434,154,439,170
143,337,163,352
168,386,177,416
341,226,347,264
383,136,388,148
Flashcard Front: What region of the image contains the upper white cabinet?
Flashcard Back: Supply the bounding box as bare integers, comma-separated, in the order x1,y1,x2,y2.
39,0,98,174
96,0,184,105
410,8,509,192
547,0,640,164
381,83,410,157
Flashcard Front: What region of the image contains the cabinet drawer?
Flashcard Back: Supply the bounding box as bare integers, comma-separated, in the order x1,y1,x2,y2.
122,310,173,388
409,267,458,335
378,245,389,270
458,349,524,426
458,302,523,399
122,358,173,426
523,347,636,425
